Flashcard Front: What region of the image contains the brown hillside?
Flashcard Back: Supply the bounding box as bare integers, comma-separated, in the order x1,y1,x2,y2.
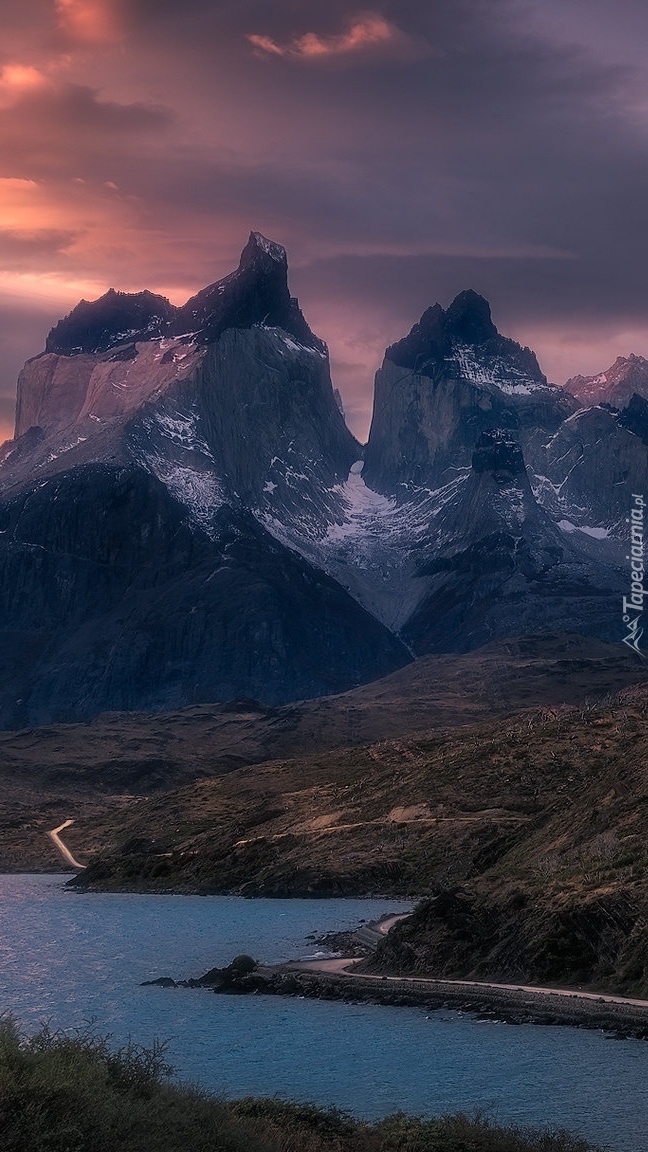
3,633,644,872
68,684,648,995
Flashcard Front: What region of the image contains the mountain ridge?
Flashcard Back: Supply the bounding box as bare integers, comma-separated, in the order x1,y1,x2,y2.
0,233,645,725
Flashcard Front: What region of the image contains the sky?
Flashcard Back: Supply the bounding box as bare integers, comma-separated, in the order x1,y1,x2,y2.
2,0,648,441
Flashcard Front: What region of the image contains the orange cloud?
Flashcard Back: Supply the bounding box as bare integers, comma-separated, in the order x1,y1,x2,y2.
54,0,120,45
248,14,407,62
0,65,48,108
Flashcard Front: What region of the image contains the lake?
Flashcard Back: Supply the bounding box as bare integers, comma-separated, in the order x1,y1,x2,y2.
1,874,647,1151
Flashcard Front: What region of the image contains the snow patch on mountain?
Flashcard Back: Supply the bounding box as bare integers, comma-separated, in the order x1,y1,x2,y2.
260,326,328,358
446,344,547,394
324,461,397,541
136,401,226,533
251,233,286,261
558,519,611,540
258,462,466,631
145,456,225,534
151,407,215,461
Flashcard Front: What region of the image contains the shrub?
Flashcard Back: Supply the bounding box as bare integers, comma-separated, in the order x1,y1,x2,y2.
0,1020,600,1152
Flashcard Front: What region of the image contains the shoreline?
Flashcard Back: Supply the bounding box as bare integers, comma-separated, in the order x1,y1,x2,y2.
266,960,648,1039
144,907,648,1041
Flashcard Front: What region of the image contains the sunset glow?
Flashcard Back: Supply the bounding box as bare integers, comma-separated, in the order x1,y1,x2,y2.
1,0,648,446
54,0,121,44
248,15,398,61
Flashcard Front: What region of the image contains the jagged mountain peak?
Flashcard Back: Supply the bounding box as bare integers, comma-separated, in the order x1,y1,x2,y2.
445,289,497,345
9,232,332,446
174,231,322,350
364,291,571,497
566,354,648,408
42,233,320,362
241,231,287,268
385,289,544,383
45,288,176,356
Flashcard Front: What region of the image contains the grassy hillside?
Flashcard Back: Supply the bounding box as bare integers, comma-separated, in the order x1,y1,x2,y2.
71,684,648,995
1,633,644,872
0,1020,597,1152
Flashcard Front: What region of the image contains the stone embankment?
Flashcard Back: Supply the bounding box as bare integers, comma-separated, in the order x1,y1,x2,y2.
143,955,648,1040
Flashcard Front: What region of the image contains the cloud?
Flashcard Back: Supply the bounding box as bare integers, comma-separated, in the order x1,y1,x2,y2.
0,227,79,268
0,64,48,108
54,0,121,44
3,0,648,439
247,13,421,63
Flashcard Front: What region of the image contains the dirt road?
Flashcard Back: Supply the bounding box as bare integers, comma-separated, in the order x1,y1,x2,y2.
47,819,86,871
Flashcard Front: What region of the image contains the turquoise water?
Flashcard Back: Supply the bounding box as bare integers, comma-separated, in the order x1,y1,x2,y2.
1,874,647,1151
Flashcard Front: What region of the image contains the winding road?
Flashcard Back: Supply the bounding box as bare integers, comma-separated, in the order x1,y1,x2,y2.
288,957,648,1010
289,913,648,1013
47,819,86,871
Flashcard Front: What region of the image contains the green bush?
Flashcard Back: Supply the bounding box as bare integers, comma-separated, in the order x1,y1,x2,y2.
0,1020,600,1152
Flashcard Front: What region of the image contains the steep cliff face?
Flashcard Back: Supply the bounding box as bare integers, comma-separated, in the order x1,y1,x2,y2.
401,430,623,654
0,234,408,727
13,338,205,442
566,354,648,408
532,402,648,536
362,290,576,496
0,464,409,728
0,252,641,727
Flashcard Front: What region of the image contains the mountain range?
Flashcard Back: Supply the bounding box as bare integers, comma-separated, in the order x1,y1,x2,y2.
0,232,645,727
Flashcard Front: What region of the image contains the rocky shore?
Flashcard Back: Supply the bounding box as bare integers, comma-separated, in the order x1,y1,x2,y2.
143,954,648,1041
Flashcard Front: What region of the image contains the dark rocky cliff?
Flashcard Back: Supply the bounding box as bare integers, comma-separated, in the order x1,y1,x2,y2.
0,234,408,727
402,430,623,654
0,464,409,728
362,290,576,496
531,401,648,533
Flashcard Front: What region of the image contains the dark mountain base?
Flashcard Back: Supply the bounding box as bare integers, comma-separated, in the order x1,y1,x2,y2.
2,633,644,873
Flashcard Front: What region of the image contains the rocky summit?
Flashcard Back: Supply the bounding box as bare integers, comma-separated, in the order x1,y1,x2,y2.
566,354,648,408
0,235,646,726
362,289,576,495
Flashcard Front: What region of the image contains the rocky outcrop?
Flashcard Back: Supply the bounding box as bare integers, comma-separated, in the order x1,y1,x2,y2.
369,886,648,1000
531,402,648,535
620,392,648,444
402,430,624,654
362,290,576,496
566,354,648,408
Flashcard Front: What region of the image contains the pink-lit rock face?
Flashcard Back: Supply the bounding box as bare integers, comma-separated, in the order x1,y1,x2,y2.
77,340,205,423
15,352,97,439
566,355,648,409
14,339,205,439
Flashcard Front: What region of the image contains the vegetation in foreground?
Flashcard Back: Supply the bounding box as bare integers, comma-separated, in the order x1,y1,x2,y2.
0,1020,598,1152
